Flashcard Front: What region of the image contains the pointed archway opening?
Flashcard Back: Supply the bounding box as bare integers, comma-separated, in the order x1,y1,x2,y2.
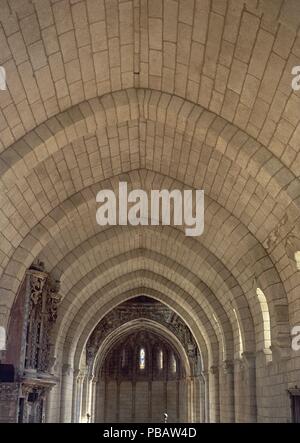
76,296,204,423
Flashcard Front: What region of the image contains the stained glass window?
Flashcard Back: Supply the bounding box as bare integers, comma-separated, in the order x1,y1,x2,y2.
139,347,145,370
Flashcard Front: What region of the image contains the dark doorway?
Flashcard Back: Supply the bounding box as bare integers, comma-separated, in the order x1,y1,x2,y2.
291,395,300,423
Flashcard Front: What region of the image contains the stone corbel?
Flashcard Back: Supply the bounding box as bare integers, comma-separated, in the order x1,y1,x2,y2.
209,365,219,376
255,348,273,365
241,351,256,369
287,386,300,396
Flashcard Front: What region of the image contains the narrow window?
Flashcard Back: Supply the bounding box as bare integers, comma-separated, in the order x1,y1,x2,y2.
256,288,271,350
158,349,163,370
171,353,177,373
0,67,6,91
139,347,145,370
0,326,6,351
232,307,243,358
121,348,126,368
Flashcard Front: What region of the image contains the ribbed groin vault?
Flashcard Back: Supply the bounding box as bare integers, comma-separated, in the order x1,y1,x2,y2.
0,0,299,423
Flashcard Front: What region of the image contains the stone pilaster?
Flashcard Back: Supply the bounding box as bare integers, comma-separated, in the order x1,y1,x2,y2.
241,352,257,423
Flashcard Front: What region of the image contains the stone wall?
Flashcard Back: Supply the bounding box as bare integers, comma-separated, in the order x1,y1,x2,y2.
0,383,19,423
95,379,185,423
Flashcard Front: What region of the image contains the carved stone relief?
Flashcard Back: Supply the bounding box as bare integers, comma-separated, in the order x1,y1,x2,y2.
25,262,61,374
86,299,200,376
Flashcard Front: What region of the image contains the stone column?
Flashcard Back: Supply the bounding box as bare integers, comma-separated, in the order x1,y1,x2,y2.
96,379,105,423
201,370,209,423
71,369,84,423
77,372,84,422
199,374,206,423
81,372,89,422
60,364,74,423
71,369,79,422
192,376,202,422
193,374,206,423
90,376,98,423
242,352,257,422
221,360,235,422
186,376,194,423
209,365,220,422
84,374,94,422
179,379,187,422
45,381,61,423
233,358,243,422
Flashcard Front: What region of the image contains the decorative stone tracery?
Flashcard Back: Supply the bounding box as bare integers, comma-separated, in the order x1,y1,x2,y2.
25,262,61,374
86,297,201,377
0,261,61,423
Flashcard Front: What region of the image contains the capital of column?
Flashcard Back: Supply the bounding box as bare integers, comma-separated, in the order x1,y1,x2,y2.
200,370,208,381
222,360,234,374
234,357,244,371
62,364,73,376
73,369,84,380
255,348,273,363
87,373,95,383
209,365,219,375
